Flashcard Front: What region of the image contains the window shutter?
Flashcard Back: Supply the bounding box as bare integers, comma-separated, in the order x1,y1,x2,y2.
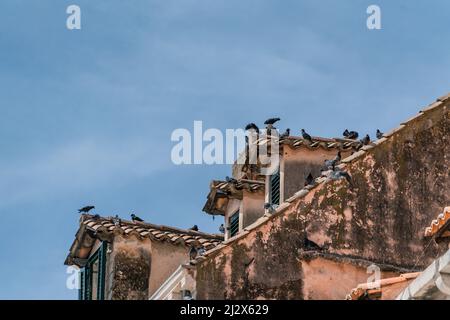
97,242,107,300
80,241,108,300
85,265,92,300
229,211,240,237
79,269,85,300
270,171,280,205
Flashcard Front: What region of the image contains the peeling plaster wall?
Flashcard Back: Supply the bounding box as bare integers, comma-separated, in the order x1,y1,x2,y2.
107,236,152,300
301,256,399,300
242,190,265,229
106,235,192,300
197,104,449,299
283,147,352,200
148,240,190,297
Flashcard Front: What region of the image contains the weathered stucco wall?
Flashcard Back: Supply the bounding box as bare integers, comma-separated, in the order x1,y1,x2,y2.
107,236,152,300
105,235,193,300
197,101,449,299
300,255,400,299
283,147,352,200
148,240,190,296
242,190,265,229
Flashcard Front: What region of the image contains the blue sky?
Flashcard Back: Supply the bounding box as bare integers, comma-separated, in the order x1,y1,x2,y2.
0,0,449,299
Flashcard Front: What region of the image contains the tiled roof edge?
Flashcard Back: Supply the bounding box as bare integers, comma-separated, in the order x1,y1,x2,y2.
424,206,450,237
196,93,450,264
345,272,420,300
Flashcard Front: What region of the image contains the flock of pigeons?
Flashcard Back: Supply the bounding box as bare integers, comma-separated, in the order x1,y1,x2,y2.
246,117,386,213
77,206,208,233
245,117,384,148
76,118,384,237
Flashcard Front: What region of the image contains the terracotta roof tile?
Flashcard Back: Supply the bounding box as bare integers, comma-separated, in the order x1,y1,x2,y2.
424,207,450,238
264,136,361,151
195,93,449,264
203,178,265,215
346,272,420,300
65,214,223,266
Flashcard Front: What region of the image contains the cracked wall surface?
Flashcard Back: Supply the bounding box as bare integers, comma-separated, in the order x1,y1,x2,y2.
197,102,449,299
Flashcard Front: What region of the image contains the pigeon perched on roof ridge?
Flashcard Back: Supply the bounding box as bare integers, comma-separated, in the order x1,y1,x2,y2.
343,129,359,140
245,123,259,132
264,202,279,214
376,129,383,139
280,128,290,138
225,176,238,184
360,134,371,145
304,173,314,186
189,225,199,231
264,117,281,125
113,215,121,226
301,129,312,142
131,213,144,222
78,205,95,213
324,151,341,171
329,169,352,185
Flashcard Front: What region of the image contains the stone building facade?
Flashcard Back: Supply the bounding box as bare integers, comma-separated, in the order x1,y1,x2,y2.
64,215,222,300
65,93,449,300
195,93,449,299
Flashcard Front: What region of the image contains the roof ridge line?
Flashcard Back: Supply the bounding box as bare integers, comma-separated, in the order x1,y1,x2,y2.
81,214,223,240
196,93,449,262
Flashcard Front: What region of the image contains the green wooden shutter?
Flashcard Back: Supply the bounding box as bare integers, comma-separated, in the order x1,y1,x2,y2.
229,211,240,237
78,242,108,300
97,242,107,300
85,264,92,300
79,269,85,300
270,171,280,205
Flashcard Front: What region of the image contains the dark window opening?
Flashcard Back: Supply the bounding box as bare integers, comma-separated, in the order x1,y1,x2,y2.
229,211,240,237
270,170,280,205
79,241,107,300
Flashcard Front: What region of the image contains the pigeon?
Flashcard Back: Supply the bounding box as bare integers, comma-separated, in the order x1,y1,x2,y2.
225,176,238,184
78,206,95,213
304,236,322,251
189,247,198,260
189,225,199,231
219,224,225,234
343,129,359,140
329,169,352,185
197,247,206,256
182,290,193,300
324,152,341,170
264,202,278,214
245,123,259,132
131,213,144,222
304,173,314,186
112,215,121,226
301,129,312,142
324,159,336,171
360,134,371,145
92,214,100,220
376,129,383,139
280,128,290,138
264,118,281,126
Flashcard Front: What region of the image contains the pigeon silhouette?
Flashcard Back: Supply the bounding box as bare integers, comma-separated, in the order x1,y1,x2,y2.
78,206,95,213
131,213,144,222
